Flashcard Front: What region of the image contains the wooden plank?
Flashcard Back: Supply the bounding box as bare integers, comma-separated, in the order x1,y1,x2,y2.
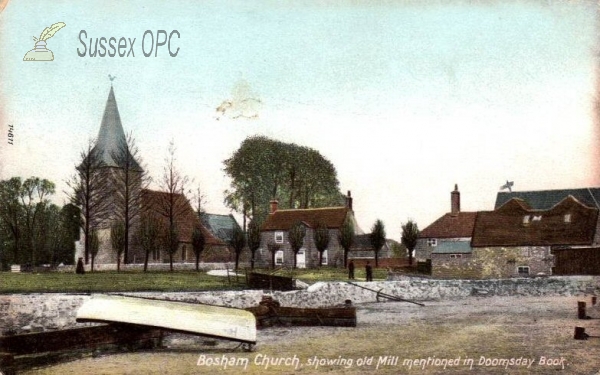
248,272,295,291
0,324,162,356
76,294,256,344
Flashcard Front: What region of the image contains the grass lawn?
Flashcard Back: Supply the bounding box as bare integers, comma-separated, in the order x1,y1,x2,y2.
0,267,389,293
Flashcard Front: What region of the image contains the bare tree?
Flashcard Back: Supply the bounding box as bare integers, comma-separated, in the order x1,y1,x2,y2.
110,132,149,264
230,225,245,271
338,214,355,268
154,141,190,272
67,140,112,265
193,184,208,216
89,229,100,272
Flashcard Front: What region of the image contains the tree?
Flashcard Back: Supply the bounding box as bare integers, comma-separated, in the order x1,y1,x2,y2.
401,220,420,266
229,225,246,271
111,221,126,272
288,221,306,269
19,177,55,265
110,132,148,264
0,177,24,264
155,141,190,272
223,136,343,224
338,214,355,268
369,219,386,267
138,217,160,272
313,221,330,267
267,242,280,270
89,229,100,272
246,219,261,270
191,226,205,272
67,140,112,265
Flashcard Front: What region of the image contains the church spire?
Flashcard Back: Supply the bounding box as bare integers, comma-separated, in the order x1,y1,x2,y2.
93,85,141,170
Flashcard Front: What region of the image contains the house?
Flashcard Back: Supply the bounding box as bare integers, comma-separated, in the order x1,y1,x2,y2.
256,191,363,268
141,189,228,263
458,195,598,279
415,185,477,265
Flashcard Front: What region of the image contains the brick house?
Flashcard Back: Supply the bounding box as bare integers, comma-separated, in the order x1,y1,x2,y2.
256,192,363,268
415,185,477,265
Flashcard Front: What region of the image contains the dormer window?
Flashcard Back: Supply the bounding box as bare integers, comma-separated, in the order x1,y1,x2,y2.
523,215,530,225
275,231,284,243
564,214,571,223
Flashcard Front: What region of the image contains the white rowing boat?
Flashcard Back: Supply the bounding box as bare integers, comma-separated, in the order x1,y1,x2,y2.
76,294,256,344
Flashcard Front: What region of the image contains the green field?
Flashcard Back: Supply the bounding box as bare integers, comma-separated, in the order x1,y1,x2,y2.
0,267,389,293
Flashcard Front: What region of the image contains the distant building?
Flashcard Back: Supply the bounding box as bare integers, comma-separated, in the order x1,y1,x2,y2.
200,213,241,244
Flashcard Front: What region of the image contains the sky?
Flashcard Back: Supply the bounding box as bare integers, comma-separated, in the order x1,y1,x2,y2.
0,0,599,240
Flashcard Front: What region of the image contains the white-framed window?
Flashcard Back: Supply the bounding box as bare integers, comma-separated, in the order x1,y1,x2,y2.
532,215,542,222
275,231,284,244
427,238,437,247
523,215,530,225
321,250,328,265
449,254,462,259
517,266,530,275
275,250,284,265
564,213,571,223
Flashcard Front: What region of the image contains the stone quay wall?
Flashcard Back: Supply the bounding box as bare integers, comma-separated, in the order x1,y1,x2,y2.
1,275,598,335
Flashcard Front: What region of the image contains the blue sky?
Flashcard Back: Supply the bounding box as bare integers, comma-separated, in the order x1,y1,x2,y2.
0,0,598,239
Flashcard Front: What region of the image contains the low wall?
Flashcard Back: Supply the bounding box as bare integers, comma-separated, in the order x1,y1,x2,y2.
55,262,238,273
1,275,598,335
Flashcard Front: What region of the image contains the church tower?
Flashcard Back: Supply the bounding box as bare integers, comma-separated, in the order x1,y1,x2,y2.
79,83,143,266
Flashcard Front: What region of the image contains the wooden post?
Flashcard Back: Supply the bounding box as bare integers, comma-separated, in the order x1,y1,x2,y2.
578,301,587,319
574,326,589,340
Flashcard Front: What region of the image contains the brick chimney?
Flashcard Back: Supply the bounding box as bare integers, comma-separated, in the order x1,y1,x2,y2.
345,190,353,210
269,199,279,214
451,184,460,216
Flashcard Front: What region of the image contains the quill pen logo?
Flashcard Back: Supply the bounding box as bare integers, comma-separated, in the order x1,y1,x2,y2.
23,22,66,61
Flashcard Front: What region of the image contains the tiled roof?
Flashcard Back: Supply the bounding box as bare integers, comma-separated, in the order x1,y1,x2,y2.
200,213,241,242
472,196,598,247
495,188,600,210
141,189,224,246
418,212,477,239
92,86,142,170
432,241,472,254
262,207,350,231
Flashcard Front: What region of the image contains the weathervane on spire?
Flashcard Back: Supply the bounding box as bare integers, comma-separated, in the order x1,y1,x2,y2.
108,74,116,84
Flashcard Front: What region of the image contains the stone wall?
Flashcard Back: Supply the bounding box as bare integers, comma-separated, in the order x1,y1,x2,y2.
1,275,598,336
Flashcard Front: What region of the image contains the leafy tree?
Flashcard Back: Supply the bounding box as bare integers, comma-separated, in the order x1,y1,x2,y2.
191,227,206,272
369,219,386,267
0,177,24,264
164,224,180,272
229,225,246,271
267,241,281,270
246,219,261,270
288,221,306,269
401,220,420,266
138,217,160,272
89,229,100,272
111,221,126,272
19,177,55,265
111,132,148,264
338,214,355,268
224,136,343,224
67,140,112,265
313,221,330,267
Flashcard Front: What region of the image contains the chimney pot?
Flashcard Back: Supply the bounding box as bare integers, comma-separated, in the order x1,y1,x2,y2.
270,200,279,214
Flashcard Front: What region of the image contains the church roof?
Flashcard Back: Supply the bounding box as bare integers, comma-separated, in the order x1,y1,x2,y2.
93,86,141,170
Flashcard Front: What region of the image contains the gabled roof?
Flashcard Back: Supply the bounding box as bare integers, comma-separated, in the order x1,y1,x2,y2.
92,86,141,170
261,207,350,231
351,234,392,251
141,189,224,246
495,188,600,210
472,196,598,247
200,213,241,243
418,212,478,239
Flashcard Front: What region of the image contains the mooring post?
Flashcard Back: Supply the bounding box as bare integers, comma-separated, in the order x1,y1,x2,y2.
574,326,588,340
578,301,587,319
